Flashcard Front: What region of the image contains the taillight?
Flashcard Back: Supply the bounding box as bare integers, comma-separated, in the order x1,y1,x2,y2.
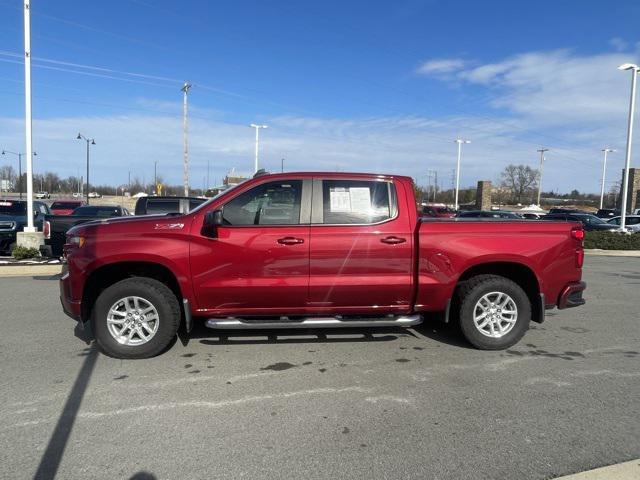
572,227,584,268
43,220,50,239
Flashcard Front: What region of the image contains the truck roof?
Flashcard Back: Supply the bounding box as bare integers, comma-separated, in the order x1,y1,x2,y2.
249,171,414,182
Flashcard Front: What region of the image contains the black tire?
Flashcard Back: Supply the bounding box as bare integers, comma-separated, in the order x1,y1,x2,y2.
456,274,531,350
91,277,180,359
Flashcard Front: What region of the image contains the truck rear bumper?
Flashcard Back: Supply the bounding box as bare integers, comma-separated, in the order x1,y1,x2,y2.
60,271,82,321
557,281,586,309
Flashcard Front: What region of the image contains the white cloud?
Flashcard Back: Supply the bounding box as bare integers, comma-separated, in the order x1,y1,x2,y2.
416,58,467,76
609,37,628,52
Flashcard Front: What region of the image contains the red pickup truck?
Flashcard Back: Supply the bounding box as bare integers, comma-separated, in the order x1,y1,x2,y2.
60,172,586,359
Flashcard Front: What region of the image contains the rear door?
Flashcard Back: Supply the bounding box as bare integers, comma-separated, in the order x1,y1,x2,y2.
308,178,414,314
190,178,311,314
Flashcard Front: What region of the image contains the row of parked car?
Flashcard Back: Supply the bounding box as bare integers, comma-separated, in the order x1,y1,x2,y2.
0,196,208,256
420,205,640,233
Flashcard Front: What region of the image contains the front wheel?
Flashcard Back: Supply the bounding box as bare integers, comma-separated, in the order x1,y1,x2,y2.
456,274,531,350
92,277,180,359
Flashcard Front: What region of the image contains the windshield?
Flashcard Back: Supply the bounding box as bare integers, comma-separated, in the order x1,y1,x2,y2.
0,201,27,215
579,215,606,225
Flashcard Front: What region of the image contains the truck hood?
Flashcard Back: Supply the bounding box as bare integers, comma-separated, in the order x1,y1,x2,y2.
67,213,190,236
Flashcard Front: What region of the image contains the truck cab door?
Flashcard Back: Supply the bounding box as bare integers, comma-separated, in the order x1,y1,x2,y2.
190,179,311,316
308,178,414,314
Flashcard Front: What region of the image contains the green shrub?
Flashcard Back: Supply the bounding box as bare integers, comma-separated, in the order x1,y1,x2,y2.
584,231,640,250
12,246,41,260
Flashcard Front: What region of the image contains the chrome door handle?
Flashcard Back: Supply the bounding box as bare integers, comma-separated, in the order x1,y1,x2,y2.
277,237,305,245
381,236,406,245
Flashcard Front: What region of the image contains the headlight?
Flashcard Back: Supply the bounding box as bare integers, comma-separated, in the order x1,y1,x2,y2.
66,235,86,248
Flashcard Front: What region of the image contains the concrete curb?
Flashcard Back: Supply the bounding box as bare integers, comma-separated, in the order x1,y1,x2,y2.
553,459,640,479
0,264,62,277
585,249,640,257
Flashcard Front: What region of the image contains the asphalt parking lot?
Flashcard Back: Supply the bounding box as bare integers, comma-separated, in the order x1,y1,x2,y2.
0,256,638,480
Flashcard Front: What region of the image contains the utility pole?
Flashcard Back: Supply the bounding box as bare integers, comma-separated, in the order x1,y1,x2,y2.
434,171,438,202
23,0,35,231
154,160,158,194
618,63,639,230
181,82,191,196
454,139,470,211
599,148,615,209
281,158,285,173
536,148,549,206
249,124,268,173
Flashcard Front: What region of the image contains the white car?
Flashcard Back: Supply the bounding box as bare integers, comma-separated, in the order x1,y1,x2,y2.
88,192,102,198
35,191,50,199
72,192,81,198
607,215,640,233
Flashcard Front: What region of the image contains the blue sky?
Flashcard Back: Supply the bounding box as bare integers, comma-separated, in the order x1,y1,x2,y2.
0,0,639,192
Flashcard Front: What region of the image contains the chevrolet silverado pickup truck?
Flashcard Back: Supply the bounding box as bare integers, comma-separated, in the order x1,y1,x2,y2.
60,172,586,359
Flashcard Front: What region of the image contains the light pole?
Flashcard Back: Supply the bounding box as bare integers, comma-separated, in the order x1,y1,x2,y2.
1,150,36,199
618,63,639,230
454,139,470,211
76,133,95,204
154,160,158,195
250,124,268,173
599,148,615,209
181,82,191,196
23,0,35,231
281,157,285,173
536,148,549,206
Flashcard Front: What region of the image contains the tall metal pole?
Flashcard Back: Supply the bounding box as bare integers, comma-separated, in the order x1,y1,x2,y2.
23,0,35,231
599,148,615,209
619,64,639,230
281,158,284,173
250,124,268,173
154,160,158,193
206,159,209,191
85,139,90,203
536,148,549,206
454,139,470,211
18,153,22,199
181,82,191,196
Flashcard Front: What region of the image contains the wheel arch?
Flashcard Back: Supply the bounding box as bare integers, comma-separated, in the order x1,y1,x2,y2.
81,261,184,323
455,261,543,323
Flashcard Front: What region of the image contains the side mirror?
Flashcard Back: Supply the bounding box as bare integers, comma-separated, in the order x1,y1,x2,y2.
202,209,223,237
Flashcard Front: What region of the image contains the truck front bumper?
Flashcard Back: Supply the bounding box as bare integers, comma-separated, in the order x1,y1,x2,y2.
60,269,82,321
557,281,586,309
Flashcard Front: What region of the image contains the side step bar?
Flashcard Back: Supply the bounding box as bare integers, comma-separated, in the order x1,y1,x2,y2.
205,315,422,330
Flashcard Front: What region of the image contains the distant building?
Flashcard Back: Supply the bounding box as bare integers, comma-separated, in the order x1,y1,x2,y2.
205,168,250,197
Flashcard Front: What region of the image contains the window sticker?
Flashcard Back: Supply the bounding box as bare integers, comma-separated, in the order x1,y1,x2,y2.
349,187,371,213
329,188,351,212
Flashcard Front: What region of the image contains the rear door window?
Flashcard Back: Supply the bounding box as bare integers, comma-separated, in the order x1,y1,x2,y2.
146,200,180,214
319,180,395,225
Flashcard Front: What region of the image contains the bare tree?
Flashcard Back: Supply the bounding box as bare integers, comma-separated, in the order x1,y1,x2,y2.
500,164,539,204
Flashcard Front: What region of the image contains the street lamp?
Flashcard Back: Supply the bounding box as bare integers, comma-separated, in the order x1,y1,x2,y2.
536,148,549,206
76,133,95,203
599,148,615,209
250,124,268,174
618,63,639,230
1,149,36,199
454,139,470,211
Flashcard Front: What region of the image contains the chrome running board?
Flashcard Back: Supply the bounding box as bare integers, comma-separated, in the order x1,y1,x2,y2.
205,315,422,330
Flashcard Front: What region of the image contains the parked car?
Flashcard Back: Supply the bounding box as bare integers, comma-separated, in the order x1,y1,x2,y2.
421,204,456,218
50,200,86,215
520,212,546,220
134,195,207,215
60,171,586,359
606,215,640,233
42,205,130,257
595,208,620,218
457,210,523,219
542,213,619,231
548,208,588,214
72,192,81,198
0,200,50,254
35,191,50,199
88,192,102,198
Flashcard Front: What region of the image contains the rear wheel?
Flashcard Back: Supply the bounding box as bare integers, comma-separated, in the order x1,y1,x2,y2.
92,277,180,359
456,274,531,350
